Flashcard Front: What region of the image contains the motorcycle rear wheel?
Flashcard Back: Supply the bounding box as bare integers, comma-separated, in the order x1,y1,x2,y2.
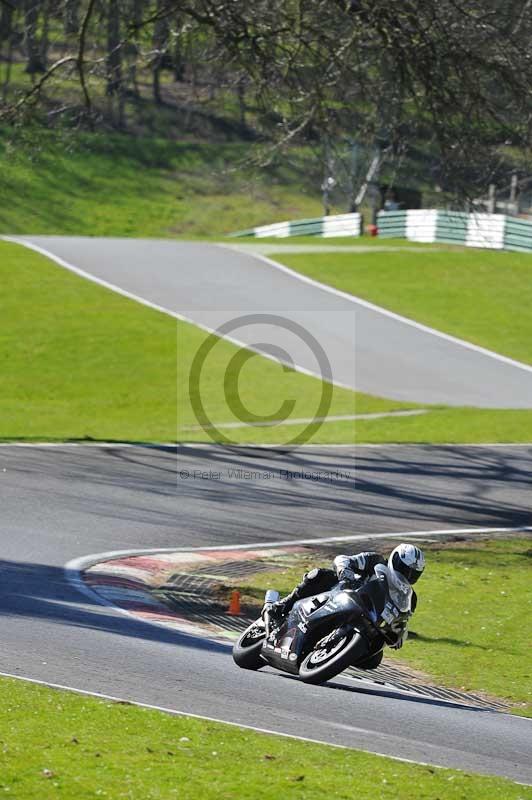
232,619,267,670
299,628,366,684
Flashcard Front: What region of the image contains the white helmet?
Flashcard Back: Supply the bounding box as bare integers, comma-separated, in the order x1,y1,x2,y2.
389,543,425,585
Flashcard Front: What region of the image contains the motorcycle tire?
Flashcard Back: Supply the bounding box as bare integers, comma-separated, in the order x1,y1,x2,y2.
299,628,367,684
232,619,267,670
355,650,383,670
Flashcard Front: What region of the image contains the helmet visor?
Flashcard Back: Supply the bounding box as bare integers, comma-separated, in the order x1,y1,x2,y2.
391,552,424,585
401,564,423,584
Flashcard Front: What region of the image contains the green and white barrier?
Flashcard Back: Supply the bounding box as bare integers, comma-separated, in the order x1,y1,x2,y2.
231,208,532,250
378,209,532,252
231,212,362,238
435,211,469,245
406,210,438,243
504,217,532,252
374,210,406,239
467,213,506,249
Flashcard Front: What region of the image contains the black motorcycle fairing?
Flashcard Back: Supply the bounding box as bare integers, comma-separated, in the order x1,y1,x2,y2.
260,584,369,674
234,568,408,681
354,573,389,622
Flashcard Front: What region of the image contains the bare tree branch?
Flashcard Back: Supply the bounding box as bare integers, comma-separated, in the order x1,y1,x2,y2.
1,56,77,120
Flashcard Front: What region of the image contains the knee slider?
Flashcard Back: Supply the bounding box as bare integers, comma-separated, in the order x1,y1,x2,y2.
303,567,323,583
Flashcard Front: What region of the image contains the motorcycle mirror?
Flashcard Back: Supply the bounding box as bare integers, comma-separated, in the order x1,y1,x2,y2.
264,589,280,603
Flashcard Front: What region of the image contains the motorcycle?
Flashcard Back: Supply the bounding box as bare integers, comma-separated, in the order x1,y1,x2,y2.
232,564,412,684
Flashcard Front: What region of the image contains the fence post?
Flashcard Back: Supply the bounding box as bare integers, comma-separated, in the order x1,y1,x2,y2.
488,184,496,214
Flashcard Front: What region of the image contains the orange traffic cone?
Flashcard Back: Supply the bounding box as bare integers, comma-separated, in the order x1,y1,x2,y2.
227,590,241,616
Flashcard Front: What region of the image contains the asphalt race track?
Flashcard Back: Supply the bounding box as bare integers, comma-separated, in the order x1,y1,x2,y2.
11,235,532,408
1,444,531,783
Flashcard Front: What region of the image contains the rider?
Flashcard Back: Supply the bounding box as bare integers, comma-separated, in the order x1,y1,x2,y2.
266,543,425,653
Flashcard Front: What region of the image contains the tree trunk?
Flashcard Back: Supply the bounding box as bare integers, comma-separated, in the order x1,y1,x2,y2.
2,38,14,102
152,0,169,105
40,0,50,70
106,1,122,96
0,0,13,100
0,1,13,44
24,0,46,75
64,0,79,35
128,0,143,96
173,14,185,82
237,77,246,127
173,44,185,82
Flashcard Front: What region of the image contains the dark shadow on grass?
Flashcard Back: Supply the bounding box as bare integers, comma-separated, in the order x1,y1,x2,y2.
408,632,495,651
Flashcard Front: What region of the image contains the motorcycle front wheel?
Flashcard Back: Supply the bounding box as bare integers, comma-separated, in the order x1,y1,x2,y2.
299,627,367,684
232,619,267,670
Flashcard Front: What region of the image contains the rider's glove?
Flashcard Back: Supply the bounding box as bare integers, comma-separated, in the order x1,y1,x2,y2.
263,599,288,621
338,567,356,584
389,617,404,633
390,629,408,650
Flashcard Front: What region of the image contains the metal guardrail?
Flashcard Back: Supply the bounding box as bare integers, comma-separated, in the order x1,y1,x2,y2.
230,212,362,238
378,209,532,252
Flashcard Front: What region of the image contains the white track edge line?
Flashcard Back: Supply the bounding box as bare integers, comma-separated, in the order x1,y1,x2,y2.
220,244,532,376
182,409,428,430
65,527,532,568
1,441,532,448
0,670,484,774
1,236,355,393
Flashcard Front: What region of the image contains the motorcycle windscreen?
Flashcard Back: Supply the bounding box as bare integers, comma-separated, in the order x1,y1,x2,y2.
374,564,412,612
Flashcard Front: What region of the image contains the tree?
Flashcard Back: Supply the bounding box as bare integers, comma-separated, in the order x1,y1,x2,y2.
106,0,122,96
152,0,169,104
24,0,46,75
64,0,79,35
1,0,530,200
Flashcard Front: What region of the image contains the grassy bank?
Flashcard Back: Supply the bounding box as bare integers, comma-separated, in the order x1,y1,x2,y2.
0,677,528,799
3,240,532,443
326,407,532,444
231,537,532,714
275,249,532,366
0,133,322,238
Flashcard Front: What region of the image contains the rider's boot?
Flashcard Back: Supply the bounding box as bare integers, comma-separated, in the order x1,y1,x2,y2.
268,589,300,623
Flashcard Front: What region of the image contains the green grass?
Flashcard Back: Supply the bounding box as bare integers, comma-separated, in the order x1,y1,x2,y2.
2,239,532,443
231,537,532,714
325,407,532,444
232,236,464,248
388,537,532,712
0,132,323,238
0,677,529,799
275,249,532,365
